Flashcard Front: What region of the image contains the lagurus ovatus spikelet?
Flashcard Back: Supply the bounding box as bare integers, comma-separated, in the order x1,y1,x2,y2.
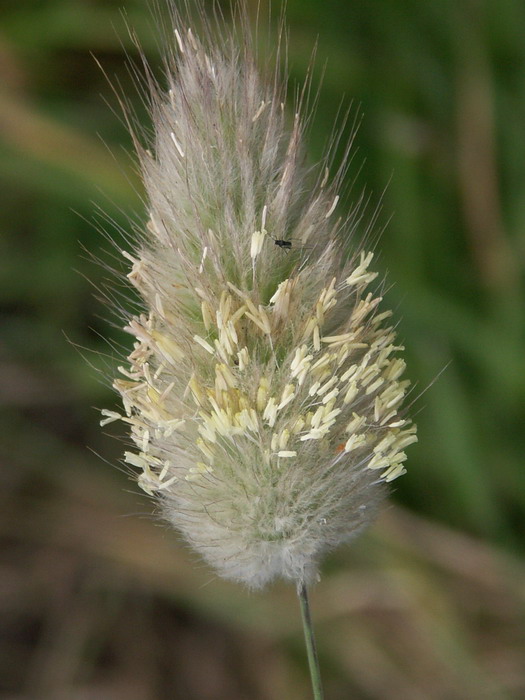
101,5,417,590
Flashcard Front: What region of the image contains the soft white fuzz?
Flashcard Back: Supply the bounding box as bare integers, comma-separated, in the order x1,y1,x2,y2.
102,6,417,589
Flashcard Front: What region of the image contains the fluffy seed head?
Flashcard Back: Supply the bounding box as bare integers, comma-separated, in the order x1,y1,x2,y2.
102,6,417,589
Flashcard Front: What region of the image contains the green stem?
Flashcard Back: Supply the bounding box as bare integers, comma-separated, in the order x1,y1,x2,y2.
297,580,324,700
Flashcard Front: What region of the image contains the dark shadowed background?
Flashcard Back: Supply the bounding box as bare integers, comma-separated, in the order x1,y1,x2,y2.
1,0,524,698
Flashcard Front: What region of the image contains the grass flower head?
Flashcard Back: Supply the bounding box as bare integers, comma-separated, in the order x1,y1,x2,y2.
102,5,417,590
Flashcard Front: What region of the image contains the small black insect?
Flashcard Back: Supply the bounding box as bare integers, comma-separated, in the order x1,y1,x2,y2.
274,239,292,250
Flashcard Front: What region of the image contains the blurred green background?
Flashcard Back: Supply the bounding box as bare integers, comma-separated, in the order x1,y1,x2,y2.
1,0,524,698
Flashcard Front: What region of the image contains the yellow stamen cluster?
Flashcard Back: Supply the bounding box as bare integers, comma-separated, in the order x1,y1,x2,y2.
109,245,415,499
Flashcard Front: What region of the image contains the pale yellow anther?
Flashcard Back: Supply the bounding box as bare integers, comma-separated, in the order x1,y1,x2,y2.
162,418,185,438
301,317,317,342
256,377,269,412
198,246,208,274
278,429,290,449
322,388,339,404
392,430,418,451
278,384,296,410
366,377,385,395
237,347,249,370
308,381,321,397
215,372,227,394
198,421,217,444
300,426,330,441
244,295,259,317
263,397,278,427
193,334,215,354
113,376,139,396
317,376,338,395
321,332,355,345
291,416,305,434
371,310,393,325
384,381,409,409
258,307,272,335
201,301,212,330
343,381,358,405
147,385,160,405
124,451,160,470
386,419,406,428
360,365,380,387
319,278,337,311
367,453,391,470
151,330,185,362
340,365,358,383
277,450,297,458
323,407,341,424
352,294,382,325
336,346,350,366
323,396,336,413
230,305,247,324
211,408,236,436
325,195,339,218
226,281,251,309
373,397,383,422
291,345,311,373
313,326,321,351
218,327,234,356
315,301,324,325
374,434,397,454
100,410,122,426
310,356,329,374
121,249,139,266
311,405,325,429
346,413,366,434
207,393,221,415
246,408,259,431
381,463,407,482
246,309,271,335
227,320,238,345
261,205,268,230
197,438,215,461
296,367,310,386
318,373,332,389
384,358,406,381
345,251,379,287
125,318,148,343
379,410,397,426
154,293,165,318
140,429,150,453
214,338,229,363
185,462,214,482
250,230,266,259
186,375,205,407
219,363,237,389
269,279,290,305
344,434,366,452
